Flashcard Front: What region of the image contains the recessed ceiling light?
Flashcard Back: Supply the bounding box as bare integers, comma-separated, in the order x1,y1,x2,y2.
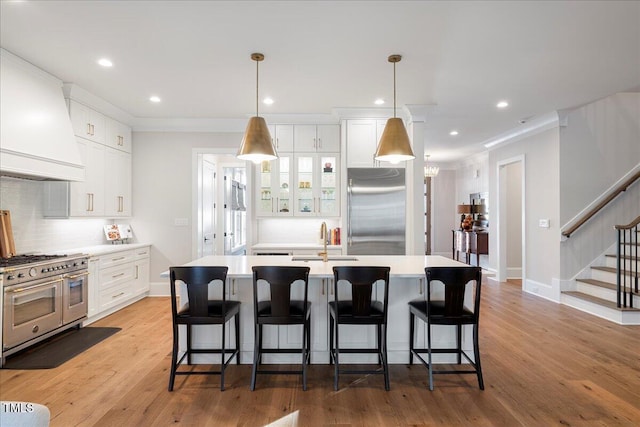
449,130,459,136
149,96,161,103
374,98,385,105
496,100,509,109
263,97,274,105
97,58,113,67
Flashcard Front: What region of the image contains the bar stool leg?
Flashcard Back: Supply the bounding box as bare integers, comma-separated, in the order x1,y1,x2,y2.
302,319,309,391
168,323,179,391
329,315,334,365
220,321,226,391
333,314,340,391
250,323,260,391
235,313,241,365
187,325,192,365
456,324,462,364
409,311,415,364
377,324,382,365
427,322,434,391
473,322,484,390
382,323,390,391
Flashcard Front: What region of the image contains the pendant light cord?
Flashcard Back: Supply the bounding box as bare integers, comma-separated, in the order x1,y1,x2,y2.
393,60,396,118
256,59,259,117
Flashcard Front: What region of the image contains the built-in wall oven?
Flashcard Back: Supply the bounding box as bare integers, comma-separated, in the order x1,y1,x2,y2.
1,254,88,365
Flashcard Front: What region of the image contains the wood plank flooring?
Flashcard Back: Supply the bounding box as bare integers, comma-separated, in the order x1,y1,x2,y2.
1,279,640,426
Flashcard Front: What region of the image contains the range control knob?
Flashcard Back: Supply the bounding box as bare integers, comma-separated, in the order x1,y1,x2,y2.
29,267,37,277
17,273,24,278
7,275,15,280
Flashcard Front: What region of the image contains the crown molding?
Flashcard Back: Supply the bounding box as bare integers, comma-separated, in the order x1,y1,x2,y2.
483,111,559,149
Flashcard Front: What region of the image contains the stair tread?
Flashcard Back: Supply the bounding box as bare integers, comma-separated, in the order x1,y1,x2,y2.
605,254,639,260
576,278,617,290
563,291,640,311
590,266,637,276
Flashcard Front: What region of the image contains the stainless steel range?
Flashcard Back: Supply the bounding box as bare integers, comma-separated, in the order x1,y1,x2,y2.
1,253,89,365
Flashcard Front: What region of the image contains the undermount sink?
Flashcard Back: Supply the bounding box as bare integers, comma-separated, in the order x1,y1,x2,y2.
291,256,359,262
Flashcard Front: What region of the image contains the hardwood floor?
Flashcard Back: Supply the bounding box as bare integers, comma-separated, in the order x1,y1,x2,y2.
1,280,640,426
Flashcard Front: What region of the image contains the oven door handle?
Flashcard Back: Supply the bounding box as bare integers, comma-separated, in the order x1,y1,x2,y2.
64,272,89,280
7,278,63,293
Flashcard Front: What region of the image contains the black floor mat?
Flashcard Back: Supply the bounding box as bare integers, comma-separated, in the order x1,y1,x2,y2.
3,327,121,369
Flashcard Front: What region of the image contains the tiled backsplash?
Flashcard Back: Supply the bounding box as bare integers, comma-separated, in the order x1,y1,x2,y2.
0,177,109,254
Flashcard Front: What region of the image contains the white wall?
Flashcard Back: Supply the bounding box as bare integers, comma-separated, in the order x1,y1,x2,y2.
455,152,489,205
431,169,457,256
131,131,242,282
559,93,640,279
0,177,109,253
488,126,561,297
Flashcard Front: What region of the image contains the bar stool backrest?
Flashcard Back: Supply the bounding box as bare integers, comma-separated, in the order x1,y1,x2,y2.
252,266,310,317
425,266,482,319
170,266,229,320
333,266,390,317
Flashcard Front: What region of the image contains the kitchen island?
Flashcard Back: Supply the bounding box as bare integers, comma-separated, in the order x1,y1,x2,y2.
165,255,475,365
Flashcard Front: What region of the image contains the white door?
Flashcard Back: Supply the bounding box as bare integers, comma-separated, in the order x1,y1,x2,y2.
201,159,216,256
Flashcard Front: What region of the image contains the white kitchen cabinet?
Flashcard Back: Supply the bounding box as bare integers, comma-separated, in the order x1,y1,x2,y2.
104,147,132,217
43,138,106,217
256,154,293,217
86,246,151,324
346,119,406,168
294,153,340,217
69,99,106,144
268,124,294,153
132,247,150,295
106,118,132,153
294,124,340,153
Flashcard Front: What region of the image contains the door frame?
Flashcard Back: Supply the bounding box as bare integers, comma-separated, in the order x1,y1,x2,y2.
192,148,251,260
496,155,526,287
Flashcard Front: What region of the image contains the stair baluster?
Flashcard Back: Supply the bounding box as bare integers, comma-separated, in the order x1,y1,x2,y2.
615,215,640,308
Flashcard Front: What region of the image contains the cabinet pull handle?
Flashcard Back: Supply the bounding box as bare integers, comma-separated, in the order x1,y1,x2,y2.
112,292,125,298
231,278,236,296
87,193,92,212
111,256,125,261
276,138,279,149
330,278,333,295
112,273,125,278
87,123,91,135
135,265,139,279
321,278,325,295
313,137,317,149
419,277,424,295
91,193,94,212
317,137,321,149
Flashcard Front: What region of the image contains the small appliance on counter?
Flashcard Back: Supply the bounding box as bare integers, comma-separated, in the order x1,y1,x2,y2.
104,224,133,244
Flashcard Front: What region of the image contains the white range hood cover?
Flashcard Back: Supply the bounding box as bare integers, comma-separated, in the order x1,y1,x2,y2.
0,49,84,181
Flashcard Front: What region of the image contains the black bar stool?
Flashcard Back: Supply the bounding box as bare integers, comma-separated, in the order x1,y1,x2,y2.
250,266,311,391
409,266,484,390
168,266,240,391
329,266,391,391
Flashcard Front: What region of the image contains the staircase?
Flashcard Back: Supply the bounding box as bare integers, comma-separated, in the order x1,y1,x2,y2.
562,236,640,325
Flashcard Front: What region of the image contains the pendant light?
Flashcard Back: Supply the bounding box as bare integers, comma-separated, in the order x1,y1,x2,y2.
237,53,277,163
374,54,415,163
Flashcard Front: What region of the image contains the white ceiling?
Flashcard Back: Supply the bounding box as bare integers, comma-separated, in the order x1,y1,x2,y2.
1,1,639,163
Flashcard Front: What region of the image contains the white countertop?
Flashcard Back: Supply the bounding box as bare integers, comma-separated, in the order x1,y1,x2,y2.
251,243,342,250
162,255,468,279
59,243,151,257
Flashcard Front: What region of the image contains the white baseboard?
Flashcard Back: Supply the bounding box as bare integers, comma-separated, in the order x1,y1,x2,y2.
507,267,522,278
149,281,170,297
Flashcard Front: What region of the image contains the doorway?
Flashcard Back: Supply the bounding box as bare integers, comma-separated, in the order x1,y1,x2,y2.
194,151,248,259
497,156,525,287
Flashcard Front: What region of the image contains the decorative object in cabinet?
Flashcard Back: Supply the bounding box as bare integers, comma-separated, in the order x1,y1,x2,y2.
294,124,340,153
294,153,339,217
68,99,105,143
256,154,293,216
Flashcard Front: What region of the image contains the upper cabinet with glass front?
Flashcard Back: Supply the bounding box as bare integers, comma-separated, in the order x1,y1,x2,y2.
294,153,339,217
256,155,293,217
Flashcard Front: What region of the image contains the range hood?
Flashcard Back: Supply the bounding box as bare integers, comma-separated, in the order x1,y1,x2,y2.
0,49,84,181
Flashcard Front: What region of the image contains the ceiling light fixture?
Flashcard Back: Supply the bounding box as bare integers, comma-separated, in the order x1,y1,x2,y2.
496,100,509,109
374,54,415,163
374,98,385,105
97,58,113,67
424,155,439,178
449,130,459,136
263,97,274,105
237,53,277,163
149,96,161,103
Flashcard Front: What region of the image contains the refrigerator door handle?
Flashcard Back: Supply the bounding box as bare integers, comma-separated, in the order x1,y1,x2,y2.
347,178,352,246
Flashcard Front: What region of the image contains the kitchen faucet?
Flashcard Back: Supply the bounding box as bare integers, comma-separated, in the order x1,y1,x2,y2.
318,221,328,262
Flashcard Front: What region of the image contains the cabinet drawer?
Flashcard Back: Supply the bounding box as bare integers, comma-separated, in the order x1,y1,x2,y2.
99,263,134,291
100,250,135,268
99,282,131,310
133,246,150,260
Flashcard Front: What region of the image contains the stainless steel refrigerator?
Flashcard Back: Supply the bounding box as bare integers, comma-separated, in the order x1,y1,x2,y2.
346,168,406,255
